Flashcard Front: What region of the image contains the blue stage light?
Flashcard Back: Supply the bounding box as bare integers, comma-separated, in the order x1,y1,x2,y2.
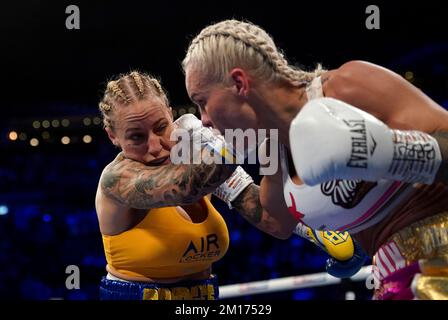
0,205,9,215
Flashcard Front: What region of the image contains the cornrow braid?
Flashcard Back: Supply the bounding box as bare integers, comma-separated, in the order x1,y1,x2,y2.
184,19,325,87
148,78,164,96
98,71,169,130
98,102,112,128
98,102,112,112
107,81,130,103
130,71,145,96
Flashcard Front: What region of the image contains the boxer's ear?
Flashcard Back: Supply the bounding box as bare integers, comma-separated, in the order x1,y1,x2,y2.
230,68,249,97
105,127,120,148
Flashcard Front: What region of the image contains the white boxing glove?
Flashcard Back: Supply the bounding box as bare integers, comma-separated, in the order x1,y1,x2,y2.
289,97,442,186
173,115,254,207
173,113,254,164
213,166,254,209
173,113,204,132
172,114,229,163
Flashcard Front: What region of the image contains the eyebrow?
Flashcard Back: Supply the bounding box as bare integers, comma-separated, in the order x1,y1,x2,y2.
124,115,167,134
151,118,165,127
125,127,142,134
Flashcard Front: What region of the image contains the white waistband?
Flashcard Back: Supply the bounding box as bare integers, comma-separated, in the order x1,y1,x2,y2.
106,272,131,283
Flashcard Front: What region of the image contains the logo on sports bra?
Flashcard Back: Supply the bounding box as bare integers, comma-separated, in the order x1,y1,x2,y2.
321,180,377,209
179,234,221,263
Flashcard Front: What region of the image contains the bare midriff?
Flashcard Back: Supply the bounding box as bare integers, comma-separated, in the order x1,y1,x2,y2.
106,264,212,284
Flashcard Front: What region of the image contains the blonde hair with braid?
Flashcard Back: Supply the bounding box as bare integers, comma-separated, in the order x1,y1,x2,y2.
182,19,325,87
99,71,169,130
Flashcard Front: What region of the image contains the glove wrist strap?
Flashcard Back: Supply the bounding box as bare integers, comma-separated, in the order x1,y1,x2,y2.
213,166,254,209
384,130,442,184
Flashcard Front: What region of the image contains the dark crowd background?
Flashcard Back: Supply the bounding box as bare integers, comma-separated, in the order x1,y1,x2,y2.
0,0,447,300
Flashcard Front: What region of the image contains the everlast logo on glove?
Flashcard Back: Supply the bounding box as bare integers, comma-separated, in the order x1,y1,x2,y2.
344,119,370,168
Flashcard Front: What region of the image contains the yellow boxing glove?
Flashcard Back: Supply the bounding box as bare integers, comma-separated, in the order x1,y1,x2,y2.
294,221,354,261
295,221,367,278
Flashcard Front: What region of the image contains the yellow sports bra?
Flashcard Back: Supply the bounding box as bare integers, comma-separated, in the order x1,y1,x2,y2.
102,197,229,279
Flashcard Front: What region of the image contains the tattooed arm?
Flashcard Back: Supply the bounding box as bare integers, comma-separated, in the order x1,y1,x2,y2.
100,153,235,209
231,174,297,240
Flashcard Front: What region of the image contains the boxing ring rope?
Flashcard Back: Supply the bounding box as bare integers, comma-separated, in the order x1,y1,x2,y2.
219,265,372,299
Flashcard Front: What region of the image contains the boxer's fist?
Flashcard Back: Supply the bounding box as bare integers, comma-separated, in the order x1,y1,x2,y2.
326,239,367,279
173,113,237,164
289,97,393,185
289,97,442,185
173,113,222,147
173,113,203,131
294,222,355,261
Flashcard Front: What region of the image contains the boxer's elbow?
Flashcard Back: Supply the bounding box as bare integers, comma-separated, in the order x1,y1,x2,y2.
259,210,296,240
260,227,292,240
271,227,294,240
258,177,296,239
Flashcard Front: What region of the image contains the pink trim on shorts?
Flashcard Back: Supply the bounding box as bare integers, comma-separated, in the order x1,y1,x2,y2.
339,181,402,231
374,240,406,280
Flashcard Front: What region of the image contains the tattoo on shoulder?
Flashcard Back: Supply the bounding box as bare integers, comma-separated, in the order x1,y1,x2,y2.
101,169,120,191
100,154,234,209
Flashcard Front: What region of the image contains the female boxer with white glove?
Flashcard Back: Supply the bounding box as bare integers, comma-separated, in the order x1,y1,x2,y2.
96,70,319,300
183,19,448,299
